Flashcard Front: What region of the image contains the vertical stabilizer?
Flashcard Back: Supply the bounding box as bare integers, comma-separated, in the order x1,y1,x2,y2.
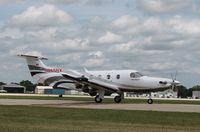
17,54,49,76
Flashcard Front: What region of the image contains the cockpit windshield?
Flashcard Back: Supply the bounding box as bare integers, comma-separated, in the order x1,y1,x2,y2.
130,72,144,78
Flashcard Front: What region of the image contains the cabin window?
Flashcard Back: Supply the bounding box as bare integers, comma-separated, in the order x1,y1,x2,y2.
107,74,111,79
116,74,120,79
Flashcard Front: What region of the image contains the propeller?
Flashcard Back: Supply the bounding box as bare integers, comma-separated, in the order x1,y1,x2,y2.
171,71,178,91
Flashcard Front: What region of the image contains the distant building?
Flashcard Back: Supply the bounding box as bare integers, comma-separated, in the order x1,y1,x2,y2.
35,86,65,95
35,86,85,95
0,83,25,93
126,89,177,98
35,86,52,94
193,91,200,99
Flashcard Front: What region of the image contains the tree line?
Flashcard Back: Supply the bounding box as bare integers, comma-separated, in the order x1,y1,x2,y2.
1,80,200,98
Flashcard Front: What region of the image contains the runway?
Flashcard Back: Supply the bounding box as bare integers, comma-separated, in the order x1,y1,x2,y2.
0,99,200,113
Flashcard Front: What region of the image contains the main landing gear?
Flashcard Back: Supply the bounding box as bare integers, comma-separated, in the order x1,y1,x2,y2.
94,90,104,103
114,96,122,103
94,92,124,103
114,93,124,103
95,95,102,103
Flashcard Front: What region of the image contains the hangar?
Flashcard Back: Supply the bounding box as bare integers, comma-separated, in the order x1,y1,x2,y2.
0,83,25,93
193,91,200,99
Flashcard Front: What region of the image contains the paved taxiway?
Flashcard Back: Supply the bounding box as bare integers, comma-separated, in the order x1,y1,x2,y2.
0,99,200,113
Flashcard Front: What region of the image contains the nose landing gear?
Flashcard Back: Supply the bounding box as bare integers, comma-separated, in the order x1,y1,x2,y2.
147,93,153,104
147,98,153,104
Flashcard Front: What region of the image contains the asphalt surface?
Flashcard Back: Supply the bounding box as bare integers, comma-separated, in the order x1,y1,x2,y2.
0,99,200,113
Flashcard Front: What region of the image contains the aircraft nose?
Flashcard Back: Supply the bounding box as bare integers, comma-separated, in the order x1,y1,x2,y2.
159,79,180,86
173,80,180,85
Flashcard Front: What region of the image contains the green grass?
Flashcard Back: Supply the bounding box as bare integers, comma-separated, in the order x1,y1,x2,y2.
0,95,200,105
0,105,200,132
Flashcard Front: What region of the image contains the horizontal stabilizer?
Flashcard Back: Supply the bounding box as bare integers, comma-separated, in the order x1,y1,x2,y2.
17,54,48,60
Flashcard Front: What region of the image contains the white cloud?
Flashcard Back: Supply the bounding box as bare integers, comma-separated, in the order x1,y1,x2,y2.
49,38,90,51
111,15,139,29
147,62,177,71
83,58,105,67
41,0,80,4
0,0,23,5
1,0,200,87
109,41,137,53
10,4,73,28
88,51,103,58
85,0,113,6
83,51,105,67
167,16,200,36
54,53,81,63
0,28,23,39
138,0,191,14
98,31,122,44
143,17,165,34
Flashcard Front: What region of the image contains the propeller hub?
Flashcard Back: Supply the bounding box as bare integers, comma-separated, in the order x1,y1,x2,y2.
172,80,180,85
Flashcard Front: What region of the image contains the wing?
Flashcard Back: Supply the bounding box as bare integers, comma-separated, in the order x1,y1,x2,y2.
62,72,119,93
36,69,120,92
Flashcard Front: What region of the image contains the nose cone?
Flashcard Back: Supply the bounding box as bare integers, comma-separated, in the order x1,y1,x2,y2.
158,78,180,86
173,80,180,85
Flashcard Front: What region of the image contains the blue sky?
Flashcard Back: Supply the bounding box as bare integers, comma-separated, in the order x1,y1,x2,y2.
0,0,200,88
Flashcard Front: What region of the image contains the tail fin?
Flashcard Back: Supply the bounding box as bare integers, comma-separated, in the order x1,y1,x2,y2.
17,54,50,76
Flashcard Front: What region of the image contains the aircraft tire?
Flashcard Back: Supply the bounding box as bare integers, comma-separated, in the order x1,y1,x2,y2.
59,94,63,97
95,95,102,103
114,96,122,103
89,91,97,96
147,99,153,104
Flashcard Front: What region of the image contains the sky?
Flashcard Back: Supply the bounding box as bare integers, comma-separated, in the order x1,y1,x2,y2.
0,0,200,88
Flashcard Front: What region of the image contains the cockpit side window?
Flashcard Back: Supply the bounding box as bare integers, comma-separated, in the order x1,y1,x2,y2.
130,72,136,78
130,72,144,78
136,72,144,77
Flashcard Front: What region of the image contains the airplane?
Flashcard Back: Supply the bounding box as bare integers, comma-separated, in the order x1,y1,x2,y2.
17,54,180,104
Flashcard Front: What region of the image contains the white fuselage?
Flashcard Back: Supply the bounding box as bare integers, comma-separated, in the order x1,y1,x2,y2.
87,70,175,92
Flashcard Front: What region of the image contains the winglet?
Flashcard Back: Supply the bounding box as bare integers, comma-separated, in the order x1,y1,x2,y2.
83,67,89,72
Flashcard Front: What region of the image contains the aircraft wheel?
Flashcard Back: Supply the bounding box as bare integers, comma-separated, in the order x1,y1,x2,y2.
89,91,97,96
59,94,63,97
147,99,153,104
95,95,102,103
114,96,122,103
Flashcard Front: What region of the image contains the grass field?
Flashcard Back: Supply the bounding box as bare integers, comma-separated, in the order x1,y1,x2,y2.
0,105,200,132
0,94,200,105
